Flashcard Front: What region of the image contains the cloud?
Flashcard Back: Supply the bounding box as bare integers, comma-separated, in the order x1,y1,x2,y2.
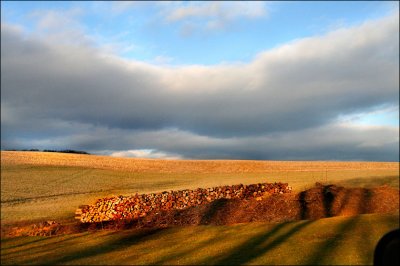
153,55,174,65
27,7,91,46
30,8,83,30
162,1,267,34
2,122,397,161
337,105,399,127
166,2,266,22
103,1,268,37
110,149,182,160
110,1,142,14
1,13,399,161
21,7,140,57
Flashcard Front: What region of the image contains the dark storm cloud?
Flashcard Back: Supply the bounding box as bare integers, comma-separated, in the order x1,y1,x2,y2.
1,13,399,161
5,124,396,161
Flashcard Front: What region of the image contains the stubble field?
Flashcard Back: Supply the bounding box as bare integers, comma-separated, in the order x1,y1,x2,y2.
1,151,398,224
1,151,399,265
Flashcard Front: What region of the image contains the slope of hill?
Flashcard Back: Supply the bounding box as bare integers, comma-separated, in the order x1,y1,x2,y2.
1,213,399,265
1,151,398,224
1,151,399,265
2,151,398,173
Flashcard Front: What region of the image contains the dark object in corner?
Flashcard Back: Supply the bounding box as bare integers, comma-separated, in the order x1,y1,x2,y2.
374,229,399,266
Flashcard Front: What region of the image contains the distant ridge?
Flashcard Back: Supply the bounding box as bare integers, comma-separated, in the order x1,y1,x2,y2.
1,151,398,174
4,149,90,155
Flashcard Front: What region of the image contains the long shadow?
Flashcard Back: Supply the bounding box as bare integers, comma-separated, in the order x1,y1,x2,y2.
334,187,371,216
42,228,163,265
299,191,308,219
208,220,313,265
303,216,359,265
144,226,220,265
322,185,335,217
336,189,351,215
301,185,348,219
358,188,372,214
1,237,49,252
336,175,398,188
302,187,379,265
153,238,221,265
2,233,88,259
200,198,229,225
359,213,375,264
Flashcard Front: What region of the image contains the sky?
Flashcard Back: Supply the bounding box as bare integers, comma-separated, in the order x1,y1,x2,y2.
1,1,399,161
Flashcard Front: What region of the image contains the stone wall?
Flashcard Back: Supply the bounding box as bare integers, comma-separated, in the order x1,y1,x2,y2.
75,182,292,223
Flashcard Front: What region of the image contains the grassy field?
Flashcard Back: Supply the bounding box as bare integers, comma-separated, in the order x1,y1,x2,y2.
1,151,399,265
1,151,399,224
1,213,399,265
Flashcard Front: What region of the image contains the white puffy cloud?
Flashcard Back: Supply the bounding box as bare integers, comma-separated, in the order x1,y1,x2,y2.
110,149,182,160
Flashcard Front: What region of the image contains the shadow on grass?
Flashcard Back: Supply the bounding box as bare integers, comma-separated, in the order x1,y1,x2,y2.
141,226,216,265
303,186,373,265
1,234,88,259
201,220,313,265
41,228,163,265
148,199,233,264
303,216,359,265
1,237,49,251
360,215,375,264
336,175,399,188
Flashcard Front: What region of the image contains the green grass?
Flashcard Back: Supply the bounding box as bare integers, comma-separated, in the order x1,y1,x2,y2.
1,213,398,265
1,164,398,224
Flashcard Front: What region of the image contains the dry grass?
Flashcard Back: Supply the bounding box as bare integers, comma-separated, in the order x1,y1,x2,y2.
1,151,398,224
2,151,398,173
1,152,399,265
1,213,399,265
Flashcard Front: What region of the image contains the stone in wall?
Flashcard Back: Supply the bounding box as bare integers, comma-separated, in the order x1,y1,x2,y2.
75,182,292,223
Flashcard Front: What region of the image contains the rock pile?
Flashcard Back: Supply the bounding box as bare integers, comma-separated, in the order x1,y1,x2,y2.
76,182,292,223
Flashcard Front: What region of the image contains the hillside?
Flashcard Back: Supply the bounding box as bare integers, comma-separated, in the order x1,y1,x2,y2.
1,151,399,265
2,151,398,173
1,151,398,224
1,213,399,265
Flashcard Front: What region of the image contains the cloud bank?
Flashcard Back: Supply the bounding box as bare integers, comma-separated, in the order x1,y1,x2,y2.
1,13,399,161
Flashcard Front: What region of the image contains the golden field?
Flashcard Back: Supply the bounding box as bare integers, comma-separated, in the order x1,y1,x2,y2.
2,151,398,173
1,213,399,265
1,151,399,265
1,151,398,224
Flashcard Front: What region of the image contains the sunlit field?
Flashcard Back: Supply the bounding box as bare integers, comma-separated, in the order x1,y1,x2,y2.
1,151,399,265
1,151,398,224
1,213,398,265
2,1,399,265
